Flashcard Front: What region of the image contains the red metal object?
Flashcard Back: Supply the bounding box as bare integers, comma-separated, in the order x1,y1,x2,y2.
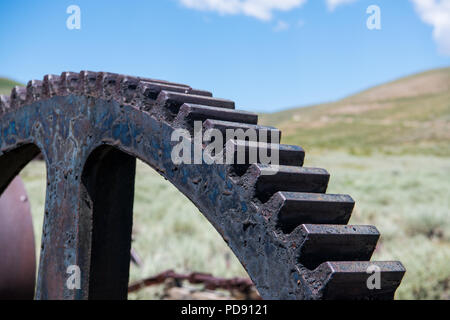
128,270,255,294
0,176,36,299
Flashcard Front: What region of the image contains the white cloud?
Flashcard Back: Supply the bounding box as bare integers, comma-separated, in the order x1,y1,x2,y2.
326,0,358,11
179,0,307,21
274,20,289,31
411,0,450,55
179,0,450,56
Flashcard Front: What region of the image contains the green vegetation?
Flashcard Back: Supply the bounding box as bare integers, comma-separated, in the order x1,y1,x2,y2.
306,152,450,300
21,153,450,300
0,77,22,95
261,67,450,156
3,67,450,299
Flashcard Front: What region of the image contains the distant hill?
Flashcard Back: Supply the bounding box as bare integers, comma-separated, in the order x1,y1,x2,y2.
0,77,22,95
260,68,450,156
1,69,449,156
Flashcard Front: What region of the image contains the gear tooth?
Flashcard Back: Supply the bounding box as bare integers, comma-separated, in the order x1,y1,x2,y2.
188,88,213,97
137,81,161,106
94,72,104,97
10,86,27,108
59,72,78,96
135,81,198,112
157,91,235,116
316,261,406,300
59,72,68,95
263,192,354,233
26,80,43,104
247,164,330,202
224,140,304,170
99,72,120,100
42,74,60,98
204,119,280,143
42,75,50,98
134,82,167,112
139,80,190,99
175,104,258,126
120,75,140,105
137,76,190,89
65,72,82,94
80,71,98,97
0,95,11,115
292,224,379,270
224,140,304,176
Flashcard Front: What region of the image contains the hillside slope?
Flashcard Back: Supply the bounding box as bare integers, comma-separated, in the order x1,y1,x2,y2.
2,69,449,156
0,77,22,95
261,67,450,156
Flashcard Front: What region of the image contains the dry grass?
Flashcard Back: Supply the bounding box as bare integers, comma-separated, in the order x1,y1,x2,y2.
261,68,450,156
20,152,450,300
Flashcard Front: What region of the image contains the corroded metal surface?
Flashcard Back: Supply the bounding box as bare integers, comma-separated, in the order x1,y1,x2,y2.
0,176,36,299
0,72,405,300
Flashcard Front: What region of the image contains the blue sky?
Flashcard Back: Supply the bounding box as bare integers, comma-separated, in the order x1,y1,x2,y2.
0,0,449,112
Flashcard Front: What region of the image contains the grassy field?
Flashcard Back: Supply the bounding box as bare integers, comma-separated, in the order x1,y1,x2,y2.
261,68,450,156
3,68,450,299
0,77,22,95
20,151,450,300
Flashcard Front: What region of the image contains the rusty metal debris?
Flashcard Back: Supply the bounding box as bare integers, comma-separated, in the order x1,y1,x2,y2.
0,71,405,300
0,176,36,300
128,270,260,300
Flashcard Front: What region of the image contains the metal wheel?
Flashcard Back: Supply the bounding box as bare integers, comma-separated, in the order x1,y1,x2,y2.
0,72,405,299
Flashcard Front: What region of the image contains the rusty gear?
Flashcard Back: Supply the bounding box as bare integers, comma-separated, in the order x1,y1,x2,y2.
0,72,405,300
